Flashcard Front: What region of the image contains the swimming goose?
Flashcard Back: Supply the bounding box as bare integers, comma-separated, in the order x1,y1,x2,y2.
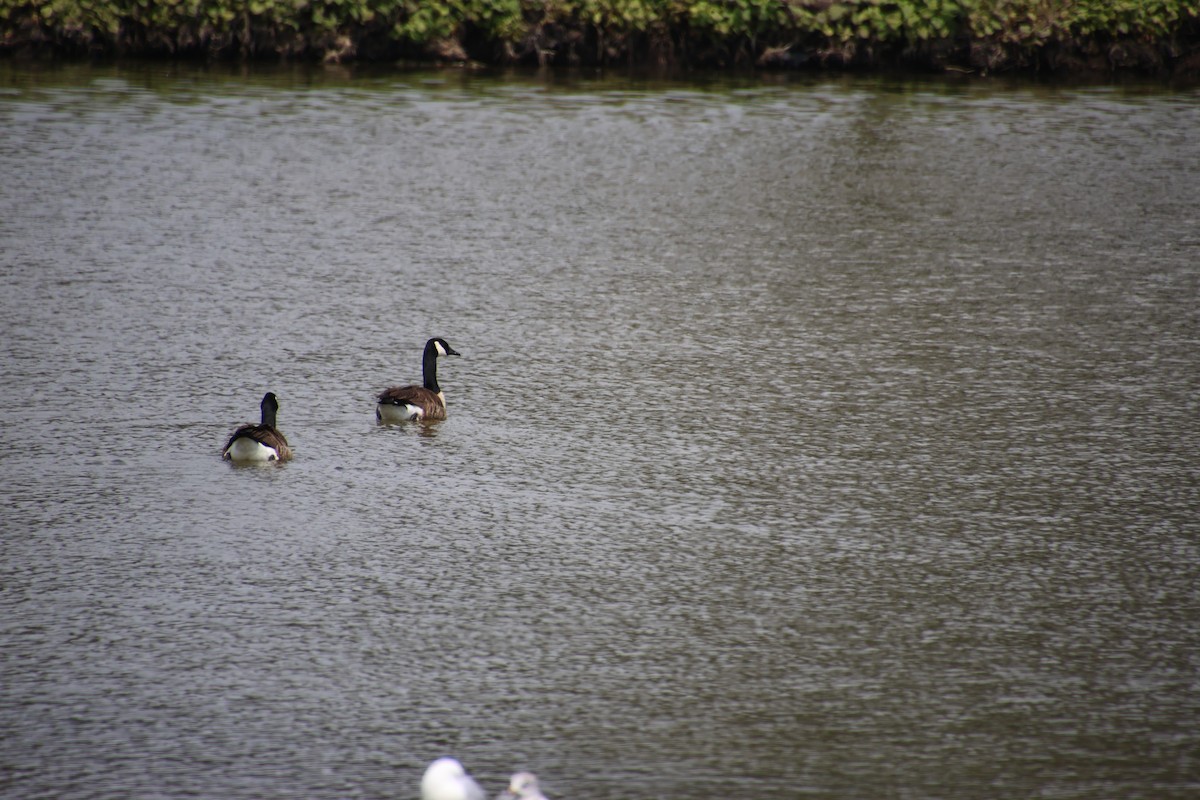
499,772,549,800
420,757,484,800
222,392,292,462
376,337,460,422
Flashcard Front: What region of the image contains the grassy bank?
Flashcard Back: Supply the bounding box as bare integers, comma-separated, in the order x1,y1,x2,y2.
2,0,1199,75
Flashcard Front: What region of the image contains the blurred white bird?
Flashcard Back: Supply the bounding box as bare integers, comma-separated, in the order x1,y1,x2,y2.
496,771,549,800
421,757,485,800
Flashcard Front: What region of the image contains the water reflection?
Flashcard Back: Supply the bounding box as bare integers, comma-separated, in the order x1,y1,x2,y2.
1,61,1198,800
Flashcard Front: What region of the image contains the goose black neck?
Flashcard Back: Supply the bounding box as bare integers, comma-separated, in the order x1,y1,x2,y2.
421,345,441,394
260,395,279,429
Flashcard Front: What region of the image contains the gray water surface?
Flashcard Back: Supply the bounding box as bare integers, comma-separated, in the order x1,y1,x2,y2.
2,63,1198,800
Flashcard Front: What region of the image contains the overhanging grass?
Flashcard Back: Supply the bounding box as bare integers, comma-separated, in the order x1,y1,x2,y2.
2,0,1198,74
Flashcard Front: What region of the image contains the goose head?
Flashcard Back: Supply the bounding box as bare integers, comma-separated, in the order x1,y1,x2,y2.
428,337,461,358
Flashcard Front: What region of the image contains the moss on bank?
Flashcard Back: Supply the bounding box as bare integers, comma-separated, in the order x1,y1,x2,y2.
2,0,1198,76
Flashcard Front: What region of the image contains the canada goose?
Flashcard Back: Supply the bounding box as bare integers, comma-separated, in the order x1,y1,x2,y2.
376,337,460,422
499,772,549,800
222,392,292,462
420,757,484,800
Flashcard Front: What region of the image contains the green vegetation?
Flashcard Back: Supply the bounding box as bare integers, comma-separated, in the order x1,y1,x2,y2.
2,0,1198,74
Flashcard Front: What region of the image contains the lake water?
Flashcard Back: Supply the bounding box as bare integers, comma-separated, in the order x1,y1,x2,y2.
1,62,1198,800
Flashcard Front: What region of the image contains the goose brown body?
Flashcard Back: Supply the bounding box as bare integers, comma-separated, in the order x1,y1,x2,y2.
222,392,292,462
377,385,448,421
376,337,460,422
